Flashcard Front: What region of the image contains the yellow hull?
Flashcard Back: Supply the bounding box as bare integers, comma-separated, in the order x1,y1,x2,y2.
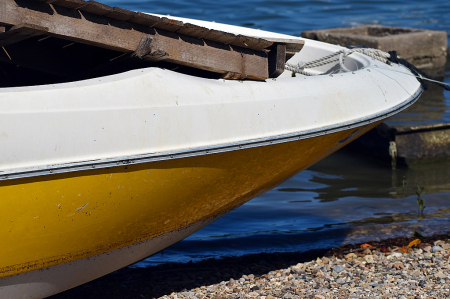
0,124,376,279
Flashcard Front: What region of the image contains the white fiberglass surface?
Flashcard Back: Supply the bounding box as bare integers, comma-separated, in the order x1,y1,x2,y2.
0,62,420,174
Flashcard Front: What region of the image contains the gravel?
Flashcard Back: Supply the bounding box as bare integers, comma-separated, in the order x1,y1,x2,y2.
157,237,450,299
49,234,450,299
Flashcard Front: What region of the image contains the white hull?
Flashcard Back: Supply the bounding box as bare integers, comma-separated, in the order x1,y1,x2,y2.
0,43,420,179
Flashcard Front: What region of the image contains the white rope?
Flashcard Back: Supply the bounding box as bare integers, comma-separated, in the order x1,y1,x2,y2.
286,48,392,76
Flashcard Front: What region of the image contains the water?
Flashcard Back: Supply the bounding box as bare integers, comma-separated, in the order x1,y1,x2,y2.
100,0,450,266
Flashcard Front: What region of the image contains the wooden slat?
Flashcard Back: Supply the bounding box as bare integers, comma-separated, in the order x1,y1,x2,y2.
1,0,269,79
263,38,305,53
105,7,137,21
128,12,161,27
134,34,268,80
268,43,286,78
1,1,145,51
203,29,237,45
154,17,185,32
50,0,85,9
175,23,211,39
32,0,276,52
78,1,112,15
0,23,48,46
232,35,272,51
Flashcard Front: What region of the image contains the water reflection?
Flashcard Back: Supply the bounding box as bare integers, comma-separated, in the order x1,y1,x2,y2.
138,148,450,267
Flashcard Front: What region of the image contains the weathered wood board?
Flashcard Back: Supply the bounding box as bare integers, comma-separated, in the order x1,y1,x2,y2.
0,0,304,80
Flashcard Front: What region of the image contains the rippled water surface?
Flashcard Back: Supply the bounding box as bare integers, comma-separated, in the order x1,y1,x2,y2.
100,0,450,266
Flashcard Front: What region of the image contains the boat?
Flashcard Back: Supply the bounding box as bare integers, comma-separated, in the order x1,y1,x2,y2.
0,0,422,298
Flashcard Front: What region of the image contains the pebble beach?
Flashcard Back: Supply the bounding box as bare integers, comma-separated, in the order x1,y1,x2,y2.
51,234,450,299
158,238,450,299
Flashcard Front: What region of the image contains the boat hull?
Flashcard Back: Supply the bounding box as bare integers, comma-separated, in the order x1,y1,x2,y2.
0,124,376,298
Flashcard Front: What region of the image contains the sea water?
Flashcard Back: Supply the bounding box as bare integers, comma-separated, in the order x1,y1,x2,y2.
100,0,450,266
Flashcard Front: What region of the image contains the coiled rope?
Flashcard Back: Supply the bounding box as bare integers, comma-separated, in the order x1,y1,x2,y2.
285,48,389,76
285,47,450,92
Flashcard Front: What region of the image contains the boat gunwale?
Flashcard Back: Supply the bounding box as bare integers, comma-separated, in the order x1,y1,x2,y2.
0,87,422,181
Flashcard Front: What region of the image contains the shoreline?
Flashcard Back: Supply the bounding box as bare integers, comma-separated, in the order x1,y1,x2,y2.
49,232,450,299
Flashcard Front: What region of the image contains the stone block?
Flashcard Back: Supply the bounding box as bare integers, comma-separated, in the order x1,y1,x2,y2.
302,25,447,74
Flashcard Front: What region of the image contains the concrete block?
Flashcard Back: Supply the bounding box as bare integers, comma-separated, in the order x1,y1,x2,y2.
302,26,447,74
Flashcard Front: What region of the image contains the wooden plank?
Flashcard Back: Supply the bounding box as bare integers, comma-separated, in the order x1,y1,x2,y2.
0,0,144,51
50,0,86,9
0,23,48,46
268,43,286,78
264,38,305,61
232,35,272,51
175,23,211,39
263,38,305,53
78,1,112,15
135,34,268,80
105,7,137,21
154,17,184,32
34,0,275,52
0,0,270,79
202,29,237,45
128,12,161,27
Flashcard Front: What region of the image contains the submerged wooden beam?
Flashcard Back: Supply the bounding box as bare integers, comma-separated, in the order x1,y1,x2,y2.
0,0,271,79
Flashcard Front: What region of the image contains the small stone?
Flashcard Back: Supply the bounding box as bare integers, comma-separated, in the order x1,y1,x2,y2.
238,278,245,283
248,274,255,280
267,295,275,299
362,248,372,255
435,240,446,246
227,278,235,286
393,262,404,270
336,277,346,285
248,292,259,297
424,246,432,253
333,265,345,273
432,245,443,253
364,255,375,264
315,295,325,299
345,253,357,259
411,270,421,277
418,280,426,287
434,272,447,279
387,252,403,259
251,285,259,291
